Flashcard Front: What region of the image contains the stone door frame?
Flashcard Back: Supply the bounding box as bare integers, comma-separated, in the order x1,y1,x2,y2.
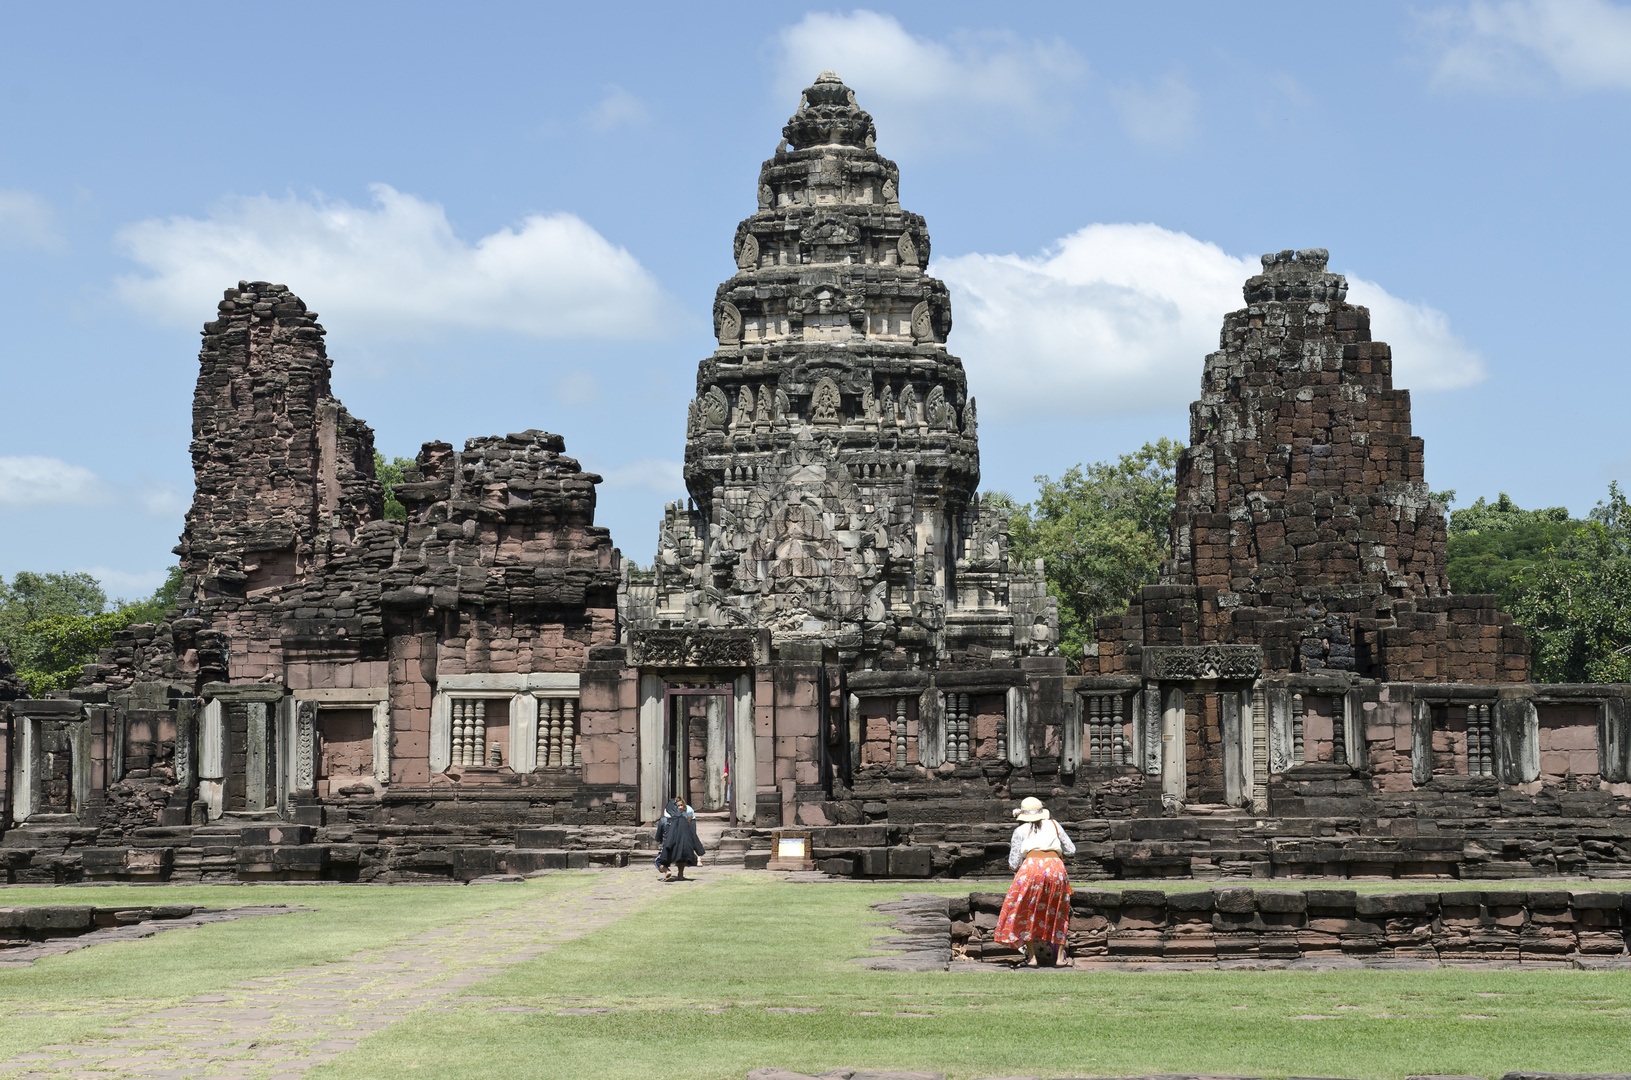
8,700,91,823
289,688,389,803
638,673,753,826
662,684,736,826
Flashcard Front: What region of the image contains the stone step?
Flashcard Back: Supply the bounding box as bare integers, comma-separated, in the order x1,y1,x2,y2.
514,827,566,849
500,849,630,874
237,845,328,877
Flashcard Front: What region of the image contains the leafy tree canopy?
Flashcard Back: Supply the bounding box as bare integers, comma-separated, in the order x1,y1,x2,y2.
374,450,414,521
0,566,183,697
1002,438,1182,667
1446,491,1593,610
1505,481,1631,684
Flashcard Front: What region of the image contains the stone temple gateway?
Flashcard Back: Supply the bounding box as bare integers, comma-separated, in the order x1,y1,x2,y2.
1,73,1628,884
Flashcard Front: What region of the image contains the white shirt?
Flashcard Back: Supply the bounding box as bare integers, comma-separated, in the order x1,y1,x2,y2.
1008,818,1076,869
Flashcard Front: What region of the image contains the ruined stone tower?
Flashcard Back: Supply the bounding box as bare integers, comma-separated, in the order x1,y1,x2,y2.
623,71,1056,667
1095,249,1528,683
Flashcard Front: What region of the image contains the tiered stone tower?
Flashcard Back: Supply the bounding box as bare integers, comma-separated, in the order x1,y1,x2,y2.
624,72,1055,667
1094,249,1528,683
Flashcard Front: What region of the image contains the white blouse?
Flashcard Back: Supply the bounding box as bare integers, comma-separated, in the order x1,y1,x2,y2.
1007,818,1076,869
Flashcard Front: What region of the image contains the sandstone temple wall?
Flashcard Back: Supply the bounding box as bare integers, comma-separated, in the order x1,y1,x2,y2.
1,78,1627,885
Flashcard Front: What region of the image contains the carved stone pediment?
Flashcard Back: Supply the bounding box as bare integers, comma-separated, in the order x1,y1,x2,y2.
630,628,768,669
1141,645,1262,682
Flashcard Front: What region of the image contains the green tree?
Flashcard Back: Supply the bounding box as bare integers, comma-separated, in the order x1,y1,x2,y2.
374,450,414,521
0,571,107,675
1445,492,1581,607
0,567,185,696
1004,438,1183,666
1504,482,1631,683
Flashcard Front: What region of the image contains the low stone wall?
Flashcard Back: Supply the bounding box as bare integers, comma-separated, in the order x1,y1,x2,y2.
804,807,1631,881
0,903,201,948
2,818,775,885
953,887,1631,968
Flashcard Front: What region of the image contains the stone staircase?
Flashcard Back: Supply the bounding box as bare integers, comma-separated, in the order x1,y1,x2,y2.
500,827,631,875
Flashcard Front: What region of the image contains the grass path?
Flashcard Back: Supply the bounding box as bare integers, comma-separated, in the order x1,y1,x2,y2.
0,877,593,1065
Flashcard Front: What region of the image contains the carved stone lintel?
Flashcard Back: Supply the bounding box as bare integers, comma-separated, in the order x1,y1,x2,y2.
629,628,767,668
1141,645,1263,682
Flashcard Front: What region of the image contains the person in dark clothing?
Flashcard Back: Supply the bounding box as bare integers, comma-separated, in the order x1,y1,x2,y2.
652,798,689,876
656,797,705,880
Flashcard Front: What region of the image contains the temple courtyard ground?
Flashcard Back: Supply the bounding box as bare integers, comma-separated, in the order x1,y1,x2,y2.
0,871,1627,1080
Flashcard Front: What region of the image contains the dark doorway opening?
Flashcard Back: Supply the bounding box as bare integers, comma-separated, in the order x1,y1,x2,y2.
662,684,735,825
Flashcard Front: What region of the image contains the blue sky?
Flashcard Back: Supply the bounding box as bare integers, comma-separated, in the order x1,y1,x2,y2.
2,1,1629,599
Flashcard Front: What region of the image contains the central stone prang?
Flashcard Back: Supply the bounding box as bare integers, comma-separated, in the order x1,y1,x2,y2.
620,71,1057,669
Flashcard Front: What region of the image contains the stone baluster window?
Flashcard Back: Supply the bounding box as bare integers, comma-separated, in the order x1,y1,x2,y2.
1292,693,1306,765
449,699,491,768
534,696,582,771
451,700,467,766
1332,699,1348,765
951,693,970,763
1086,695,1130,766
894,696,909,766
1469,703,1494,777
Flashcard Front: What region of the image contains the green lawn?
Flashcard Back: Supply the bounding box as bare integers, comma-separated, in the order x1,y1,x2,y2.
3,873,1628,1080
0,877,590,1061
312,874,1631,1080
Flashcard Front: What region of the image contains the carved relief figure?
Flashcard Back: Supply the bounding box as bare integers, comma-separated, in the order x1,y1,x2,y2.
755,384,773,428
882,177,898,205
879,382,896,427
702,385,730,431
731,387,752,432
737,233,760,271
899,383,919,428
864,580,888,623
925,385,949,429
758,183,773,209
811,377,842,426
718,301,743,344
687,399,700,437
963,397,978,437
910,301,934,344
862,382,878,423
774,387,790,426
897,232,918,268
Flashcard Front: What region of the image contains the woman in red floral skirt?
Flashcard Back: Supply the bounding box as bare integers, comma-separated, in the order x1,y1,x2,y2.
993,797,1076,967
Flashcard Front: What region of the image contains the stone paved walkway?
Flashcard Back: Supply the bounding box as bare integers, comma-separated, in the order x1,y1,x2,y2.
0,868,679,1080
0,907,304,970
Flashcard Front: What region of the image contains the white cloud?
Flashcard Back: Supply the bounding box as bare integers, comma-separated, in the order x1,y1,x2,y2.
77,566,169,602
595,458,685,496
0,189,65,252
932,223,1487,419
775,10,1084,151
585,86,650,131
1429,0,1631,91
1342,278,1489,390
0,456,106,506
138,485,188,518
114,184,674,339
556,370,602,407
1112,73,1199,148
